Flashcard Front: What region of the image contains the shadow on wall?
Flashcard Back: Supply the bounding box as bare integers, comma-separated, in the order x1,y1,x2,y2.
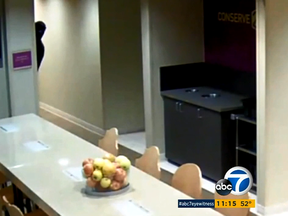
35,21,46,71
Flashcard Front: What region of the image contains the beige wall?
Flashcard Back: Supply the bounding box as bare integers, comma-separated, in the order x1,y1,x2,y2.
257,0,288,211
35,0,144,133
35,0,203,143
35,0,103,128
99,0,145,133
142,0,204,152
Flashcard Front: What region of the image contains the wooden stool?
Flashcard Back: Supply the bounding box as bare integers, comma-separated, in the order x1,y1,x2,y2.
0,172,14,212
214,192,250,216
2,196,47,216
0,172,33,214
135,146,161,179
171,163,202,199
98,128,119,156
0,186,14,211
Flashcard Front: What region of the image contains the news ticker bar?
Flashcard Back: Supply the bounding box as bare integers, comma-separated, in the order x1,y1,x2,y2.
178,199,256,208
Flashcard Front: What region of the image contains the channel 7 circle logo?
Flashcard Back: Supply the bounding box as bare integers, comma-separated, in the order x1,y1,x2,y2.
215,166,253,196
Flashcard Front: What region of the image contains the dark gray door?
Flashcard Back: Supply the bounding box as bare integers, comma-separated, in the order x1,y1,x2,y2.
164,98,189,165
196,107,222,181
180,103,203,164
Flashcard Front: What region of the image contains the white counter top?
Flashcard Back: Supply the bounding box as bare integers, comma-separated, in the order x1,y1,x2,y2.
0,114,223,216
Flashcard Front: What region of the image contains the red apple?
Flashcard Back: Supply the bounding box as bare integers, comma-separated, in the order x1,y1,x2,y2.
86,177,98,188
114,168,127,182
82,158,94,167
110,180,122,191
83,163,94,177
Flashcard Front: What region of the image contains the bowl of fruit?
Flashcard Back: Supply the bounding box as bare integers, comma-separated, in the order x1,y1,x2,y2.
82,153,131,196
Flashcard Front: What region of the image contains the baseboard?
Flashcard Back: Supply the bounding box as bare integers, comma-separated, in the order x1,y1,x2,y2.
39,102,105,136
257,201,288,215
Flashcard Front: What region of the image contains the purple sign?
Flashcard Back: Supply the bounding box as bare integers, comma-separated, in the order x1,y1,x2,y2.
13,50,32,70
204,0,256,72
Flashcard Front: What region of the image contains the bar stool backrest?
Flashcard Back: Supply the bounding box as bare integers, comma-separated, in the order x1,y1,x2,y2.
171,163,202,199
135,146,161,179
98,128,119,156
2,195,24,216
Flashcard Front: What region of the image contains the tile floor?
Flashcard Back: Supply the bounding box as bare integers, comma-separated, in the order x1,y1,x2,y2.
118,132,146,154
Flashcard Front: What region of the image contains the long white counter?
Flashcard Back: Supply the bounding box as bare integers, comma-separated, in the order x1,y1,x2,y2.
0,114,223,216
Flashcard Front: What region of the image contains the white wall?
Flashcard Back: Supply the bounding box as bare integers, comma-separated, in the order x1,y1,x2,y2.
0,0,9,119
35,0,103,128
142,0,204,152
257,0,288,213
5,0,38,116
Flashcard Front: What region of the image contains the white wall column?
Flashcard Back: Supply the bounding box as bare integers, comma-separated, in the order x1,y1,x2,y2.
141,0,154,148
4,0,38,116
257,0,288,214
0,0,9,119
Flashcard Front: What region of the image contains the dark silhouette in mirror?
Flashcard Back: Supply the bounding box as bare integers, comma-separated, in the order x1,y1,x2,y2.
35,21,46,71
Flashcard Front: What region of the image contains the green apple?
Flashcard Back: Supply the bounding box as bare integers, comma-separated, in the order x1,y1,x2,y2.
115,155,131,170
100,178,111,188
118,158,131,170
93,158,105,170
103,153,116,162
103,159,111,165
115,155,128,163
102,161,116,177
92,170,103,182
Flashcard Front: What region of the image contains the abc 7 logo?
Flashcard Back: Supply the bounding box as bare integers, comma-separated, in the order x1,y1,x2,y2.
215,167,253,196
215,179,233,196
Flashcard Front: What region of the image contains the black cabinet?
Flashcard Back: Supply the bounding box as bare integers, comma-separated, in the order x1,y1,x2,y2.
164,97,236,181
164,98,198,165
